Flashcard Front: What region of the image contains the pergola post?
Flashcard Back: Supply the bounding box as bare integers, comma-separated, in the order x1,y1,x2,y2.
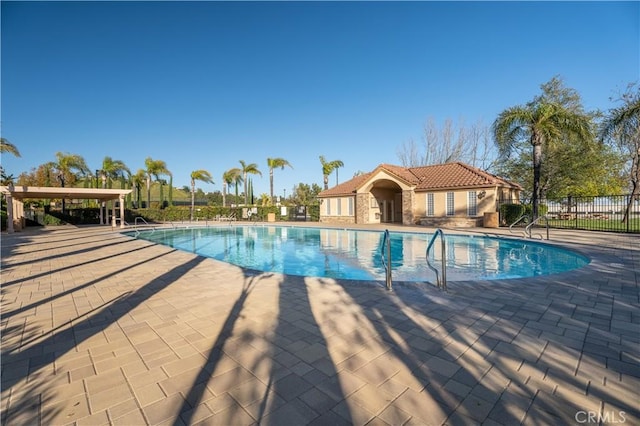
5,191,14,233
119,195,125,228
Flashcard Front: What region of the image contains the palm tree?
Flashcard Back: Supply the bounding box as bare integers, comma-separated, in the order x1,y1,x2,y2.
231,168,244,207
190,169,214,220
600,85,640,223
239,160,262,205
52,152,90,214
101,156,130,189
131,169,146,208
222,168,240,207
492,101,591,219
319,156,344,190
267,157,293,204
144,157,170,208
0,138,20,157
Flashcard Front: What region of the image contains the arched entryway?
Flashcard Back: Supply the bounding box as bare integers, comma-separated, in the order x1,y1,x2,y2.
368,179,403,224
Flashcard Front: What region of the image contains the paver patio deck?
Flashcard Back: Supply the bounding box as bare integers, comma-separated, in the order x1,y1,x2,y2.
1,223,638,425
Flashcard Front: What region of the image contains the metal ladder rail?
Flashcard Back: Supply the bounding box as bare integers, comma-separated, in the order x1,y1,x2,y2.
426,228,447,291
228,210,238,226
525,215,550,240
380,229,392,291
133,217,155,237
509,213,530,237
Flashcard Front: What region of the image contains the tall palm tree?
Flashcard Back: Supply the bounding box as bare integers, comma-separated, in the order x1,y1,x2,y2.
222,168,240,207
0,138,20,157
600,85,640,223
144,157,170,208
52,152,90,214
492,101,591,219
319,156,344,190
267,157,293,204
239,160,262,205
190,169,214,220
231,168,244,207
101,156,130,189
131,169,146,208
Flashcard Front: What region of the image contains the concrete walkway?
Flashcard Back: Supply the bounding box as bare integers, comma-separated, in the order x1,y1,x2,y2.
1,224,638,425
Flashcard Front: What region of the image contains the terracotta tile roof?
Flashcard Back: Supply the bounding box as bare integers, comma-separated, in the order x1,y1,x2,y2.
318,172,373,197
410,162,522,191
318,162,521,197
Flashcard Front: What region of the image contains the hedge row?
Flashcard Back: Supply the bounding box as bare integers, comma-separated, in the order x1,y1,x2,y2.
499,203,548,226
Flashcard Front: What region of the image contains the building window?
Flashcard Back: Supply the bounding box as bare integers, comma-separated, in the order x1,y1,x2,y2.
337,197,342,216
446,192,455,216
326,199,331,216
426,193,434,216
468,191,477,216
348,197,354,216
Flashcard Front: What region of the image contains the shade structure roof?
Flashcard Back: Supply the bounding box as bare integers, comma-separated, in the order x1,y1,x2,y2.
0,186,132,201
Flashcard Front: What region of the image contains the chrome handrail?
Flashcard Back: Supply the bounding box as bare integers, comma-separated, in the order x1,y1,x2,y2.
380,229,392,291
509,213,530,236
133,216,155,237
525,215,550,240
426,228,447,291
228,210,238,226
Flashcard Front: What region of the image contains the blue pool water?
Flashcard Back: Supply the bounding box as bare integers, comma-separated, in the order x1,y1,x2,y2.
131,226,590,281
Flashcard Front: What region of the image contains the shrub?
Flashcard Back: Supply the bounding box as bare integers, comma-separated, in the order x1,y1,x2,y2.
499,203,527,226
500,203,549,226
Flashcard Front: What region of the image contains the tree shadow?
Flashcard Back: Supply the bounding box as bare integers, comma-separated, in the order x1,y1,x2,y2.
1,247,172,320
175,225,353,425
1,243,206,424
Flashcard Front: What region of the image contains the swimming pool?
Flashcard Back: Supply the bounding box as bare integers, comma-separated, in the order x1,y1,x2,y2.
131,225,589,281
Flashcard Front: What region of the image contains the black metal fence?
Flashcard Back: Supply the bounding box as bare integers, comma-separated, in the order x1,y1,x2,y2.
498,194,640,234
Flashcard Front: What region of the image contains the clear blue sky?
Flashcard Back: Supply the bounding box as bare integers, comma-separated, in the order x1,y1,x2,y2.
2,1,638,197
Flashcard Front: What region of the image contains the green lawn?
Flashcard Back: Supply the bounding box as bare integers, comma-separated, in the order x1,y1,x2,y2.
544,218,640,233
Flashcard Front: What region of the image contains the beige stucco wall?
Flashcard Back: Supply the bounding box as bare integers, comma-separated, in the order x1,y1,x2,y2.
319,179,519,225
413,187,501,219
320,196,356,224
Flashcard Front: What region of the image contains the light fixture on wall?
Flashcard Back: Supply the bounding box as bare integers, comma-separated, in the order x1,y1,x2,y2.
477,190,486,199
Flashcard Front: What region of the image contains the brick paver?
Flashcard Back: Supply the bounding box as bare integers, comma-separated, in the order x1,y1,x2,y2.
1,224,638,425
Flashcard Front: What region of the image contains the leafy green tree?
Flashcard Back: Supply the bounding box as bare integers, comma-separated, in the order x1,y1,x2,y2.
206,191,223,206
1,170,14,185
52,152,90,213
494,78,625,203
319,156,344,190
267,157,293,204
291,182,322,205
144,157,170,208
493,81,592,219
190,169,214,220
239,160,261,205
0,138,20,157
600,83,640,223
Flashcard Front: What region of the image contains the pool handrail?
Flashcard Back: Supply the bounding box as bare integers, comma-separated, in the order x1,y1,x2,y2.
133,216,155,237
525,215,550,240
426,228,447,291
509,213,530,237
227,210,238,226
380,229,392,291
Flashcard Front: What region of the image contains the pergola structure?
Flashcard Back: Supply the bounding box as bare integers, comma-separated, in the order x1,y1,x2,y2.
1,185,132,233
